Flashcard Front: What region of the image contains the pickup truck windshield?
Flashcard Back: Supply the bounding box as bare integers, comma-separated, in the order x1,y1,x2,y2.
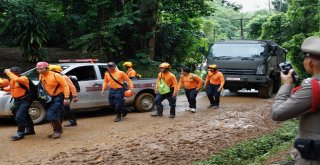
209,43,266,58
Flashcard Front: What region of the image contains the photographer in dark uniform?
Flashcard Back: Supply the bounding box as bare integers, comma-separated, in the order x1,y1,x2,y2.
272,36,320,164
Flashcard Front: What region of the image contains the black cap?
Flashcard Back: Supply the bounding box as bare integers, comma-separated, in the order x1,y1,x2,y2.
10,67,23,74
183,67,191,73
107,62,116,67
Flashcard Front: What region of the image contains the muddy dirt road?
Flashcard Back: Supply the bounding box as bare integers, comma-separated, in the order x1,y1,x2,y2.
0,92,280,165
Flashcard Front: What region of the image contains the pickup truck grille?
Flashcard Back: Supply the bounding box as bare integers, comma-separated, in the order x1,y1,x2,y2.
219,69,256,75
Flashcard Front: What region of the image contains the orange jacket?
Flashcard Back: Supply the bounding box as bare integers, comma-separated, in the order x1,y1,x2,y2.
126,68,137,77
39,71,70,98
5,71,29,98
155,72,178,94
205,71,225,86
178,73,203,90
63,75,77,97
102,70,134,90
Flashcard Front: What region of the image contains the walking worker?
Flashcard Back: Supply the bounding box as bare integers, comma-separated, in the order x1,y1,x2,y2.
36,62,70,139
3,67,35,141
122,61,138,79
101,62,134,122
178,67,203,113
48,65,79,127
272,36,320,164
151,62,178,118
204,64,225,109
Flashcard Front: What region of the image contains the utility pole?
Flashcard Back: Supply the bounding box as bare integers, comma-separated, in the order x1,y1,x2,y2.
213,28,216,42
233,17,249,39
268,0,271,12
240,18,244,39
279,0,282,12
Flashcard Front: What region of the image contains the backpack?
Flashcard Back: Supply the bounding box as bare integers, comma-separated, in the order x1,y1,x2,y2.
68,75,80,92
18,77,38,102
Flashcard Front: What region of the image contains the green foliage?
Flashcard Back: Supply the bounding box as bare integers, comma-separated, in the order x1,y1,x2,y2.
257,0,320,79
197,119,298,165
203,1,244,42
260,13,290,44
2,0,48,62
245,13,270,39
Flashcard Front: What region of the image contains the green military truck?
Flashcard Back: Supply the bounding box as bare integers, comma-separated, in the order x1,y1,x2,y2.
207,40,286,98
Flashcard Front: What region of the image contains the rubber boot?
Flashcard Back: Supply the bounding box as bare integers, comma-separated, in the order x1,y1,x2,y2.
151,105,163,117
169,108,175,118
47,123,56,138
121,108,128,118
114,114,121,122
24,127,35,135
11,125,25,141
25,113,35,135
51,120,63,139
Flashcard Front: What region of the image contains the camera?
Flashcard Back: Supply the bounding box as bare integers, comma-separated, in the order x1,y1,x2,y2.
279,62,293,75
279,62,299,83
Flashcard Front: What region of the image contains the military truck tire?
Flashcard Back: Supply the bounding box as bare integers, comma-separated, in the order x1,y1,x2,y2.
134,93,155,112
272,74,281,93
29,102,46,124
258,79,274,98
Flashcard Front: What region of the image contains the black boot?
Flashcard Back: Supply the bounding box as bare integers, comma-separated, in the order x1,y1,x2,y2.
52,120,63,139
114,114,121,122
151,105,163,117
121,108,128,118
169,109,175,118
11,125,25,141
11,132,25,141
24,127,35,135
47,123,55,138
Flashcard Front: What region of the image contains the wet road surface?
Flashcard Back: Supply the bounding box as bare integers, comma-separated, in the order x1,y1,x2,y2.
0,92,280,165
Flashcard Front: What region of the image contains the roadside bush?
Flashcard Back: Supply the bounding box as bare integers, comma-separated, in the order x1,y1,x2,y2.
197,119,298,165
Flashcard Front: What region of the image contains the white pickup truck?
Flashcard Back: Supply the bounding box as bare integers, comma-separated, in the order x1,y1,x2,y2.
0,63,157,124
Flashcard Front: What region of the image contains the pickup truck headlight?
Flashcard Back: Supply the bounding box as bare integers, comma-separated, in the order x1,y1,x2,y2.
256,65,266,75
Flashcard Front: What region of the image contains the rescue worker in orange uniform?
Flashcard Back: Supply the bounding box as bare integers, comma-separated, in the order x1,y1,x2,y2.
36,62,70,139
48,65,79,127
123,61,138,79
3,67,35,141
178,67,203,113
204,64,225,109
101,62,134,122
0,78,9,90
152,62,178,118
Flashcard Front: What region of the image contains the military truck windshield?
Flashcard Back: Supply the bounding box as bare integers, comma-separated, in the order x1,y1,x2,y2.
209,43,266,58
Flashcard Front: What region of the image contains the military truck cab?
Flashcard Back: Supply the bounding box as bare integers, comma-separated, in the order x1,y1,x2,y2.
207,40,286,98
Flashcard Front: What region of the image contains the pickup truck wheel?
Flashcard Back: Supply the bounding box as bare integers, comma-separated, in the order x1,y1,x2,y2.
258,79,274,98
29,102,46,124
134,93,155,112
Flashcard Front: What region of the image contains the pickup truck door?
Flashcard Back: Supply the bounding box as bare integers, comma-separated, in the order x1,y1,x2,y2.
65,65,106,109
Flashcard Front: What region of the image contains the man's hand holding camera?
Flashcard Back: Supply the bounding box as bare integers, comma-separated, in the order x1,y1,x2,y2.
280,69,295,85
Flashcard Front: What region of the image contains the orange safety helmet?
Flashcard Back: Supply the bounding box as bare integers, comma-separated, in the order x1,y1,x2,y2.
0,78,9,88
48,65,63,73
159,62,171,69
207,64,218,70
123,61,133,68
124,89,134,97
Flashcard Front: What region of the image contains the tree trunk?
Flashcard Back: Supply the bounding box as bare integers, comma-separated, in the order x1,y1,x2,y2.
148,1,157,60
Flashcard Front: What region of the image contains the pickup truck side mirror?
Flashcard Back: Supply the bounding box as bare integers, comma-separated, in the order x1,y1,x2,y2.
69,75,78,80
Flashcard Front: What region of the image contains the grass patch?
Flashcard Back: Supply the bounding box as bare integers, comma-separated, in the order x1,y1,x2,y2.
196,119,298,165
